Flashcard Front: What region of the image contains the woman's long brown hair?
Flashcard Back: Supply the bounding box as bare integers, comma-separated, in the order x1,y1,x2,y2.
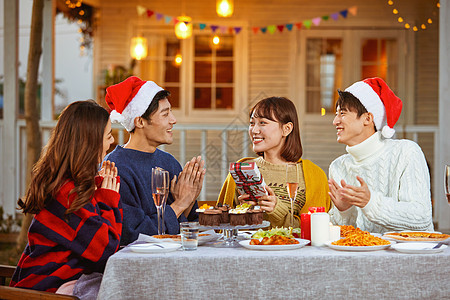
249,97,303,162
19,100,110,215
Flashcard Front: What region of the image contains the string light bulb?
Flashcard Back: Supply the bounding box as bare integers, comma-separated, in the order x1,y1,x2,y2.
130,36,148,60
393,8,398,14
413,26,418,31
175,16,193,39
398,17,403,22
213,35,220,45
421,24,426,29
388,0,393,5
174,54,182,66
405,23,410,29
216,0,234,17
428,18,433,24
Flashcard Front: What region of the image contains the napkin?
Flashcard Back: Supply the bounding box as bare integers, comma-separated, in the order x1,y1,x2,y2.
136,230,219,244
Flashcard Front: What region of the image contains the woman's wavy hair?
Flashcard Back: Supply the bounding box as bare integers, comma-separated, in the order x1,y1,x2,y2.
249,97,303,162
18,100,110,215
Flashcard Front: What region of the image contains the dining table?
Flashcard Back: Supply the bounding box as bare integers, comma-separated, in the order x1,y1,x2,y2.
97,238,450,300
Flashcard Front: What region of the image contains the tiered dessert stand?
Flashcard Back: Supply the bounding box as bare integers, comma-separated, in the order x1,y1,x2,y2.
198,220,270,248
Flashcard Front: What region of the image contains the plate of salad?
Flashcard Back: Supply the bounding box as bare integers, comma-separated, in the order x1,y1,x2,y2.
240,227,301,239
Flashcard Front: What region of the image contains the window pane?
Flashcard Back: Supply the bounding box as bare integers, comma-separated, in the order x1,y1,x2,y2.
195,61,212,83
305,38,342,114
216,35,234,57
195,36,212,57
166,39,180,56
362,39,378,62
165,60,180,82
194,87,211,108
216,61,233,83
306,91,321,113
167,86,180,108
216,87,233,109
362,65,379,79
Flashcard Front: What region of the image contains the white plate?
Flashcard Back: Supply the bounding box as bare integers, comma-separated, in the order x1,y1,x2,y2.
239,239,310,251
147,232,220,245
325,240,393,252
128,243,181,253
391,242,448,254
382,231,450,243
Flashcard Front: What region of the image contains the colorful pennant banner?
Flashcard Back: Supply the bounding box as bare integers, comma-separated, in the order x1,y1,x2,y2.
136,5,358,35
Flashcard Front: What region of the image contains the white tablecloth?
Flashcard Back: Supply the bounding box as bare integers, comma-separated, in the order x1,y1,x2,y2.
97,242,450,300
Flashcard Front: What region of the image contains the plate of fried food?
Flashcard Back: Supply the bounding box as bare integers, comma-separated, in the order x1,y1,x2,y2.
325,225,393,251
382,231,450,243
239,235,310,250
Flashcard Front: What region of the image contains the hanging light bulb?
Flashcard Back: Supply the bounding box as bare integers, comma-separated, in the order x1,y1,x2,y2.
216,0,234,17
130,36,148,60
174,53,182,66
212,35,220,45
175,16,193,39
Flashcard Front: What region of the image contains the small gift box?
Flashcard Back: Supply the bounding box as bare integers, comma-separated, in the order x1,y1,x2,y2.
229,162,268,201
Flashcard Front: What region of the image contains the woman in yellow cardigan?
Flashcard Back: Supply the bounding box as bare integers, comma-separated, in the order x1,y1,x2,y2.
217,97,330,228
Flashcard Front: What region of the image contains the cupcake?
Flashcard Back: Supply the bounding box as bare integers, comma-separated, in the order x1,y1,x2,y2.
246,206,264,225
215,204,230,223
229,203,251,226
197,207,222,226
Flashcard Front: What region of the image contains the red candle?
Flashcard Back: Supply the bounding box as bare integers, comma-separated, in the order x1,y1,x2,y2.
300,213,311,241
308,206,325,213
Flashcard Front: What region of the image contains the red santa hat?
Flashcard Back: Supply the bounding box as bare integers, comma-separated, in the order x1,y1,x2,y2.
345,77,403,138
105,76,164,132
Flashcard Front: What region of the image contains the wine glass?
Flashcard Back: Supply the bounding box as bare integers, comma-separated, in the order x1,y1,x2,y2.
160,170,170,234
445,165,450,205
286,163,299,228
152,167,168,235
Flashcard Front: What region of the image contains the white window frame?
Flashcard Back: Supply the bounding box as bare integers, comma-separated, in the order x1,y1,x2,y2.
296,29,414,126
130,22,248,124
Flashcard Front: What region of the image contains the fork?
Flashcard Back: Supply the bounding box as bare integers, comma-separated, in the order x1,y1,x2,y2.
432,242,444,249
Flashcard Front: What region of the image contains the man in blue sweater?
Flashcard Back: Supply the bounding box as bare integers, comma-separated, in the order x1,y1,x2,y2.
105,76,205,245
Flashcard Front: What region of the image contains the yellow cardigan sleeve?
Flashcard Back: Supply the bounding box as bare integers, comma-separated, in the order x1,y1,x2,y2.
301,159,331,213
216,173,237,207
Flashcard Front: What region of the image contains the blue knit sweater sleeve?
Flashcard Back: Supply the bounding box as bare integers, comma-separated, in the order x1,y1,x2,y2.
106,146,198,245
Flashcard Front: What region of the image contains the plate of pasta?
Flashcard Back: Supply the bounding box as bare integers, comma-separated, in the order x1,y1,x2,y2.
325,232,394,251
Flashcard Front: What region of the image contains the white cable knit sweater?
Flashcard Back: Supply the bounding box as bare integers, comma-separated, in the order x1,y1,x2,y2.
328,132,434,233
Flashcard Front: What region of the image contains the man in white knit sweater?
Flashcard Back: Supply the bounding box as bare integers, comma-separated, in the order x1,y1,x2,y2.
328,77,434,233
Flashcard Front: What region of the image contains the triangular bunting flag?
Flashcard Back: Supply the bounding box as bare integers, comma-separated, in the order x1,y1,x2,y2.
295,22,302,30
164,16,172,24
303,20,312,29
234,27,242,34
322,15,329,21
312,17,321,26
156,13,163,21
173,18,179,25
199,23,207,30
286,24,293,31
267,25,276,34
330,13,339,21
136,5,146,16
210,25,219,33
340,10,348,18
277,25,284,32
219,26,227,33
348,6,358,16
146,10,154,18
261,27,267,33
252,27,259,34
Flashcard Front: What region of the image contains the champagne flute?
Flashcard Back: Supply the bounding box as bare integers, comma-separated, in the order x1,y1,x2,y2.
286,163,299,228
160,170,170,234
445,165,450,205
152,167,167,235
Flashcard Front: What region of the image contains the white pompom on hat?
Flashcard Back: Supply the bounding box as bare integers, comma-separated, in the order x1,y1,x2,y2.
105,76,164,132
345,77,403,138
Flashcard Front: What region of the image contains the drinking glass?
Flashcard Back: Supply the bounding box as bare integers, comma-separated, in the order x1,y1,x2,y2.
152,167,168,235
160,170,170,234
286,163,299,228
445,165,450,205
